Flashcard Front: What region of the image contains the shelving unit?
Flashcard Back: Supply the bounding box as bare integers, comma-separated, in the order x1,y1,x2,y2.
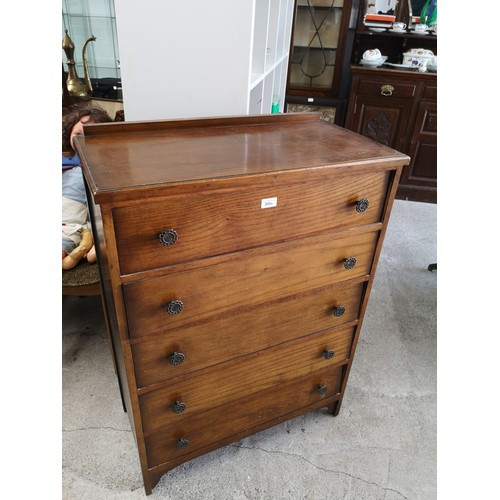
284,0,357,125
114,0,294,121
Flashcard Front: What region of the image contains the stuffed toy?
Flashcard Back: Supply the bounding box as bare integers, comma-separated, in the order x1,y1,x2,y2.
62,105,112,270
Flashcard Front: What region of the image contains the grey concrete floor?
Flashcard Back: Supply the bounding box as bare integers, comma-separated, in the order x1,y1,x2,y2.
62,199,437,499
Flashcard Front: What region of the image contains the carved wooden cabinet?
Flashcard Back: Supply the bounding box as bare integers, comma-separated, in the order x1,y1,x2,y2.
344,66,437,203
75,113,408,494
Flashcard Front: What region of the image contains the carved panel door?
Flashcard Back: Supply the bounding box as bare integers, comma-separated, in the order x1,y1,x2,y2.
399,99,437,201
345,95,414,152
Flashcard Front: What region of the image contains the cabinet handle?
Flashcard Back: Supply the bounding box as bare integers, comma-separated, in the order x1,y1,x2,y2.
158,229,178,246
176,437,189,450
323,349,336,360
172,400,187,414
355,198,369,213
380,84,394,96
166,299,184,315
316,384,328,395
168,351,186,366
331,306,346,317
343,257,357,269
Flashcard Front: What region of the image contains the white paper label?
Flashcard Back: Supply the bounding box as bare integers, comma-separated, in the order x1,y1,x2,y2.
261,197,278,209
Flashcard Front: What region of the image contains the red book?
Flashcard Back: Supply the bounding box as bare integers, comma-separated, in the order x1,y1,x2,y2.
365,14,396,22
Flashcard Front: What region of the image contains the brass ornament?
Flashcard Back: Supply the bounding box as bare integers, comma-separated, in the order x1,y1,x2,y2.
62,29,96,98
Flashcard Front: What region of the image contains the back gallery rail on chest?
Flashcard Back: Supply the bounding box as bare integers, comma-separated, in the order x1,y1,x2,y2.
74,112,409,495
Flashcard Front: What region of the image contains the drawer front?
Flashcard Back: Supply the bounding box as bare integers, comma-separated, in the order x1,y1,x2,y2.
144,364,343,467
139,326,354,433
357,79,417,99
132,282,365,387
113,170,390,274
124,230,378,339
422,83,437,100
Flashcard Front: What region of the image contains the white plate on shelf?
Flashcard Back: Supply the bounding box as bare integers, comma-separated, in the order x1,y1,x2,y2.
384,63,418,69
368,27,387,32
412,30,429,35
389,28,407,33
360,55,388,67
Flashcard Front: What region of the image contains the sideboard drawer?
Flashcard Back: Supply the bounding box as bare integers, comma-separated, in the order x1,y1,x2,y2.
132,282,365,387
357,79,417,99
139,325,354,434
113,170,390,274
144,364,343,468
123,231,379,339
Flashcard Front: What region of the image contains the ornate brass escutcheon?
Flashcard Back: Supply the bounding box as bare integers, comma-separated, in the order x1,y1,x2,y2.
380,84,394,96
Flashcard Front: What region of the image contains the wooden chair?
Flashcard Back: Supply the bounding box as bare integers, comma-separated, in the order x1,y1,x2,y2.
62,260,100,296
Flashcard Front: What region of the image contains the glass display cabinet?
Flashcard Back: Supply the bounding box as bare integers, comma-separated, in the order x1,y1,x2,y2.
285,0,357,124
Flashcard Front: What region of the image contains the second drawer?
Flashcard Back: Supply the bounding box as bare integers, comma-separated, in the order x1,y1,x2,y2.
124,230,378,339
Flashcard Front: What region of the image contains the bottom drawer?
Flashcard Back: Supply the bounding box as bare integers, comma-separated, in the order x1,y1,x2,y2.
145,364,343,468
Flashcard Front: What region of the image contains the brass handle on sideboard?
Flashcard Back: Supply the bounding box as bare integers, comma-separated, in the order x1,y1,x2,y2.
380,84,394,96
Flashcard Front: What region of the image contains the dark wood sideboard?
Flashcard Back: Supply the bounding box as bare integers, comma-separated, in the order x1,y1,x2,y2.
345,66,436,203
75,113,409,494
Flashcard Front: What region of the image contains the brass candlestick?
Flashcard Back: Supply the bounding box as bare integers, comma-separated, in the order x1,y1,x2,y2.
62,29,96,98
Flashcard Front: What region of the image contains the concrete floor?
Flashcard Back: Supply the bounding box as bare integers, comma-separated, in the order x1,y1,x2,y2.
62,199,437,499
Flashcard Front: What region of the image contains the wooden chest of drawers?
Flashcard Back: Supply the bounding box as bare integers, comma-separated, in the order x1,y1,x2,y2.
75,113,409,495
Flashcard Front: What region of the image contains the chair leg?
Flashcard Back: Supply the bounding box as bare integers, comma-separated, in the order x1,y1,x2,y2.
428,263,437,272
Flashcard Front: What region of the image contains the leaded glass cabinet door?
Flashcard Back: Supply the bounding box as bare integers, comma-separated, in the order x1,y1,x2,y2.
287,0,353,97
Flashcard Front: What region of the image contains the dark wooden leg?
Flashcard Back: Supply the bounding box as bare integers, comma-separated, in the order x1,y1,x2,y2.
328,399,343,416
428,263,437,271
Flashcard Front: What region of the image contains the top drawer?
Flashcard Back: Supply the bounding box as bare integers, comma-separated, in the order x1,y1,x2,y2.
357,79,417,99
113,170,391,274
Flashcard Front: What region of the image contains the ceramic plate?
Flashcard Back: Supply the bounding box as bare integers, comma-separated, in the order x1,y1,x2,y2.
368,27,386,32
389,29,406,33
360,56,388,67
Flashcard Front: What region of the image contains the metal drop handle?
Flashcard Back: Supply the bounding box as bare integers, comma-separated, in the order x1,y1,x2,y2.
380,84,394,96
158,229,178,246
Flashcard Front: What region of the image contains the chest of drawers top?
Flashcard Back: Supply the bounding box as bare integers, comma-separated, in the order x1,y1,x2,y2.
75,113,408,205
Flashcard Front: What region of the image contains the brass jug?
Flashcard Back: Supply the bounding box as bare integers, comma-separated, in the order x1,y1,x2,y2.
62,29,96,98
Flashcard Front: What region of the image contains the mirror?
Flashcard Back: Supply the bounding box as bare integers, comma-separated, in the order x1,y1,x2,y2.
365,1,398,15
